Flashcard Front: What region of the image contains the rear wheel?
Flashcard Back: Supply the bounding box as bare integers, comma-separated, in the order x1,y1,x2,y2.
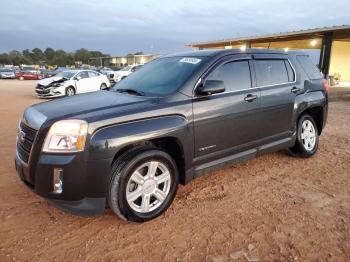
289,114,319,157
65,86,75,97
100,83,107,90
108,148,179,222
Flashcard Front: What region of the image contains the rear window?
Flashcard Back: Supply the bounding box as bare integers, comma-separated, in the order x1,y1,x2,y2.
88,71,100,77
254,60,289,86
296,55,322,80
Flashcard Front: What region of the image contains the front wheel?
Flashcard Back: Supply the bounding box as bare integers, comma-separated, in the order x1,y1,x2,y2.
65,86,75,97
289,114,319,157
108,148,179,222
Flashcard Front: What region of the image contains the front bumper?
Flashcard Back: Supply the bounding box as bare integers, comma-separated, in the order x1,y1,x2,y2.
15,151,107,216
1,75,15,79
35,88,64,98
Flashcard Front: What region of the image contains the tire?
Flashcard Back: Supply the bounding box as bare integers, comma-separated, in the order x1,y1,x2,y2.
100,83,107,90
108,147,179,222
19,76,24,80
289,114,319,158
65,86,75,97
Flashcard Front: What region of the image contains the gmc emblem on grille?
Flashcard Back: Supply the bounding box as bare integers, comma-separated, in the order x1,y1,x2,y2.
18,130,26,142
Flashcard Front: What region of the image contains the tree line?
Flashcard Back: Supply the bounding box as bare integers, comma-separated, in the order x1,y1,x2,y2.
0,48,110,66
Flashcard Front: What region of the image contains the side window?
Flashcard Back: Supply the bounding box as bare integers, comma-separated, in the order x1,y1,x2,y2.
88,71,99,77
206,60,252,92
77,71,89,79
284,60,295,82
254,59,289,86
134,65,142,71
296,55,322,80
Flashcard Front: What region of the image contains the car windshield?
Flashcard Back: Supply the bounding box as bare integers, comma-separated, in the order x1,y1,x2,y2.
112,56,207,96
55,71,76,79
22,67,35,72
1,69,12,72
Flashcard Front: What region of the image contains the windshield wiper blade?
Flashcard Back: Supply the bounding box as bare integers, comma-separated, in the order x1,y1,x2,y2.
116,88,145,96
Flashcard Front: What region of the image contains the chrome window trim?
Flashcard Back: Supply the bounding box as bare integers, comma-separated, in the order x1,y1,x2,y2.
193,58,297,98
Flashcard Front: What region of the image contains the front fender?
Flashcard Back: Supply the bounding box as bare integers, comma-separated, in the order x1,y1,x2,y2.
83,115,193,198
88,115,192,162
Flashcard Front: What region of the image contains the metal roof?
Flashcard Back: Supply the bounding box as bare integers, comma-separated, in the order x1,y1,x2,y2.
188,25,350,47
165,48,289,58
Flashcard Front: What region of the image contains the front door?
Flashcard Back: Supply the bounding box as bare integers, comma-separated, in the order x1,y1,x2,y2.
193,56,260,171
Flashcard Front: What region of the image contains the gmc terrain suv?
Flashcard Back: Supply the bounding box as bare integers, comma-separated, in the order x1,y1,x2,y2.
15,49,328,222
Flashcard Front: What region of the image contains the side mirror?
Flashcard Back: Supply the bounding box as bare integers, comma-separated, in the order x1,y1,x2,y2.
198,80,225,95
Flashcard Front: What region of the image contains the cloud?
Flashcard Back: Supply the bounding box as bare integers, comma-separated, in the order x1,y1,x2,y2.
0,0,349,54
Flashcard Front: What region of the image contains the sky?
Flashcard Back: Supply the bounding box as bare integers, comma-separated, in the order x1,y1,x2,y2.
0,0,349,55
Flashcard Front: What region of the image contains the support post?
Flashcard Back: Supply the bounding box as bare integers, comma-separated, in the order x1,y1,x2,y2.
319,33,333,78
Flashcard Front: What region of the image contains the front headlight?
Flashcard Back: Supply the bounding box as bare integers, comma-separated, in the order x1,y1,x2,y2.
42,120,88,153
52,83,63,88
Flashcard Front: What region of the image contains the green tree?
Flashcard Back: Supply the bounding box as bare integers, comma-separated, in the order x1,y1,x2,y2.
32,48,44,63
51,49,68,66
0,47,110,66
74,48,90,64
0,53,10,64
44,47,55,63
8,50,22,65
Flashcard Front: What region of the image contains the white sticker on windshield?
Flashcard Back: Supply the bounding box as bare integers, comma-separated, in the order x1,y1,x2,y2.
180,57,202,64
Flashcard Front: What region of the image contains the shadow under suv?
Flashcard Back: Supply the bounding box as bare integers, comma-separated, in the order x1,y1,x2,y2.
15,49,328,222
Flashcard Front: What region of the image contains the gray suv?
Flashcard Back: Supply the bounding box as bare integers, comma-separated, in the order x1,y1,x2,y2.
15,49,328,222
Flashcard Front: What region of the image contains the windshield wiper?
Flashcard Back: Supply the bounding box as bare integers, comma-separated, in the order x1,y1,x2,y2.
116,88,145,96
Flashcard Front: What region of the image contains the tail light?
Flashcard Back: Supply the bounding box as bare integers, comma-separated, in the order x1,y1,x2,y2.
323,79,329,93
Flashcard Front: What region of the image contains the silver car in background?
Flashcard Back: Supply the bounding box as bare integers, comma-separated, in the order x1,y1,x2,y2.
0,68,15,79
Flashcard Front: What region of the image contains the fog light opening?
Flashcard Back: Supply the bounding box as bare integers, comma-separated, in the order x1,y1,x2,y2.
53,168,63,194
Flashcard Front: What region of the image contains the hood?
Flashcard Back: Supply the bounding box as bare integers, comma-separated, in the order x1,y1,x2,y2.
29,90,156,124
38,76,67,86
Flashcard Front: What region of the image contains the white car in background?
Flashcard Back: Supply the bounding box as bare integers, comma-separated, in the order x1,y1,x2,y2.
35,70,110,98
112,64,143,83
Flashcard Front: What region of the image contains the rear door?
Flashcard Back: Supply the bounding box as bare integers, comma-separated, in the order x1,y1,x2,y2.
88,71,102,91
252,54,297,147
193,55,261,170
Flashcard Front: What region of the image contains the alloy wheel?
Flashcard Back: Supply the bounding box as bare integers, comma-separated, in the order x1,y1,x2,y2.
301,119,316,151
67,88,75,96
126,161,171,213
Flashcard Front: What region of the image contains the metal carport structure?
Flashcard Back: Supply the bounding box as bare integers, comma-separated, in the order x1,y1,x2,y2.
188,25,350,83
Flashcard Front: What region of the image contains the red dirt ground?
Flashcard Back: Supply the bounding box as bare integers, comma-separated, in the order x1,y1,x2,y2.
0,80,349,261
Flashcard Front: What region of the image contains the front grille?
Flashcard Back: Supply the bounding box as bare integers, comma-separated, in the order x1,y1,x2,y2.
35,89,50,94
17,122,37,163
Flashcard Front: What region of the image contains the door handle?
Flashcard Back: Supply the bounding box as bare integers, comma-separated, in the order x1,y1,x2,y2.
291,87,301,93
244,94,258,102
